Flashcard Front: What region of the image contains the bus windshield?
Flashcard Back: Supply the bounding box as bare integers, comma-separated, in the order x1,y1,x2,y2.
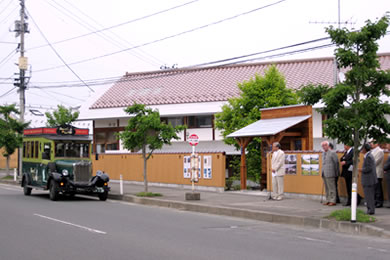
55,142,90,158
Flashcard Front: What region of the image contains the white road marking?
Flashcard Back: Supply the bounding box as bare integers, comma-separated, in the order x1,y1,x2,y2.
0,184,21,191
296,236,333,244
34,213,107,235
368,247,388,253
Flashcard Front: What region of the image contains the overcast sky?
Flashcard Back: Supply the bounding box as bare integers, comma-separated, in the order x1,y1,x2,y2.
0,0,389,109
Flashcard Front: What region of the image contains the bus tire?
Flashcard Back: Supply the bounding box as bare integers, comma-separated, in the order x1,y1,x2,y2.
98,191,108,201
23,178,32,196
49,180,59,201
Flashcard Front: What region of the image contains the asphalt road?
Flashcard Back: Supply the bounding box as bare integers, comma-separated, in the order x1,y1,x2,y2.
1,183,389,260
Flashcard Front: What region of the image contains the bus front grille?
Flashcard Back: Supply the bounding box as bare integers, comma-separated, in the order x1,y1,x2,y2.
73,161,92,182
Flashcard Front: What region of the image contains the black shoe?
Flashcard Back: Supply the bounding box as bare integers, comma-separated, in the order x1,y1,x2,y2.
367,211,375,215
336,198,341,204
343,202,351,206
375,204,383,208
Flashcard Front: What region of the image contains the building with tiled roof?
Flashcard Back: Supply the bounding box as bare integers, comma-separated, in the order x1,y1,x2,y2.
79,53,390,155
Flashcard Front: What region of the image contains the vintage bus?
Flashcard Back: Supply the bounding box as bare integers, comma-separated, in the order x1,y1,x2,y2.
21,125,110,201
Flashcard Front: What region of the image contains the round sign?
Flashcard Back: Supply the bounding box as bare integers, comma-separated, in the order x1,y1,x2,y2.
188,134,199,146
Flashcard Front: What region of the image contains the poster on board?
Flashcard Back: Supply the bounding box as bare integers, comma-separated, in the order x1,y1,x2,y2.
301,154,320,176
203,155,212,179
183,156,191,178
284,154,297,175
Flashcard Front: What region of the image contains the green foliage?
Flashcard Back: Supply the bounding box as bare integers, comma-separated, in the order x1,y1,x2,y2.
118,103,186,192
45,105,79,127
328,209,376,223
136,192,162,197
0,104,29,175
215,65,299,183
298,15,390,146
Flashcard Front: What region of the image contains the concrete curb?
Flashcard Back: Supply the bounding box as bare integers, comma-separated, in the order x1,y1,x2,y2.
108,193,390,239
1,180,388,239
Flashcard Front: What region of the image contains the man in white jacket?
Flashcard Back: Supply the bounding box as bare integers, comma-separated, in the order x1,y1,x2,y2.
271,142,285,201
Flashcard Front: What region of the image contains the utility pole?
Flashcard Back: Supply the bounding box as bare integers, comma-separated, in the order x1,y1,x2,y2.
14,0,29,177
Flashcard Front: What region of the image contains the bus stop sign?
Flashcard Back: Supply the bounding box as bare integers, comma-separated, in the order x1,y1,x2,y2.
188,134,199,146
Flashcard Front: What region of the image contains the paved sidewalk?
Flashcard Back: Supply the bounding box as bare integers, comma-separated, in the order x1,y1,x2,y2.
1,169,390,239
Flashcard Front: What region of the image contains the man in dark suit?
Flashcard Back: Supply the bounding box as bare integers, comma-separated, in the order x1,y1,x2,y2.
340,144,354,206
361,143,378,215
340,144,362,206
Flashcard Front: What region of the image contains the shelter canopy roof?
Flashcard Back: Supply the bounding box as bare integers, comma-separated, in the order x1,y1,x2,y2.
227,115,311,138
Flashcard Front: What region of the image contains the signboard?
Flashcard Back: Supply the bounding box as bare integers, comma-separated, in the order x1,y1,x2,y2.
188,134,199,146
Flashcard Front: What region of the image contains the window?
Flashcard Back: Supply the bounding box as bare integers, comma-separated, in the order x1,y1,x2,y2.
43,143,51,160
94,129,121,153
161,117,183,127
188,116,212,128
55,142,90,158
34,141,39,158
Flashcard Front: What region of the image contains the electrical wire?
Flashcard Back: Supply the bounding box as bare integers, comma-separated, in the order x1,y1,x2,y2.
0,0,13,17
45,0,163,67
26,30,390,90
61,0,166,66
26,9,94,93
28,0,200,51
0,47,18,69
33,0,288,73
27,43,336,89
0,86,16,98
0,4,18,25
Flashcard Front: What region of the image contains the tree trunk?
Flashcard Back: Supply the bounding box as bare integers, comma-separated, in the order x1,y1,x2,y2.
142,145,148,193
6,155,10,176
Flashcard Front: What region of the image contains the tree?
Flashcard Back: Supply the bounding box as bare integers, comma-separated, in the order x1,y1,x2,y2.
45,105,79,127
118,103,185,192
297,15,390,219
0,104,29,176
215,65,299,183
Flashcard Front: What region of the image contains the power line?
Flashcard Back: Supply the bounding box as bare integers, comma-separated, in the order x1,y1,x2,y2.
189,36,332,68
45,0,163,67
0,0,13,17
33,0,288,73
26,29,390,90
0,86,16,98
61,0,166,66
28,0,200,51
27,44,336,89
0,41,17,44
27,9,94,93
0,47,18,68
0,4,18,24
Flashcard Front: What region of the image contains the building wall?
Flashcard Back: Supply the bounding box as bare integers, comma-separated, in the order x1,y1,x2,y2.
92,152,226,188
0,148,18,169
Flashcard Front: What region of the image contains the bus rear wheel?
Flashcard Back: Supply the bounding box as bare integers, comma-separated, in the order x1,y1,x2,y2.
23,178,32,196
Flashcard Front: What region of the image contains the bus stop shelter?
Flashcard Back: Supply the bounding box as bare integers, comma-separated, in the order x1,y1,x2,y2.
227,105,313,190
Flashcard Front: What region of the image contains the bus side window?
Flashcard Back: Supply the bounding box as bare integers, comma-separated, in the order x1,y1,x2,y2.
42,143,51,160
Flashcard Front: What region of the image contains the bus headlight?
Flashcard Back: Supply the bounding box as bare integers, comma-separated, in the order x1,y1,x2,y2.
62,169,69,176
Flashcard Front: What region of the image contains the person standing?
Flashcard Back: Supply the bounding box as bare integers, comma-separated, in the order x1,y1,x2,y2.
383,143,390,208
321,141,339,206
271,142,285,201
329,143,341,204
370,141,384,208
361,143,377,215
340,144,354,206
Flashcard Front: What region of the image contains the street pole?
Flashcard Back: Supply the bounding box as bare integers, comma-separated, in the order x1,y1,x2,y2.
16,0,29,177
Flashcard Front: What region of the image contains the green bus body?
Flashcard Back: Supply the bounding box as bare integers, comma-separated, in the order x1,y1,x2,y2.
21,126,109,201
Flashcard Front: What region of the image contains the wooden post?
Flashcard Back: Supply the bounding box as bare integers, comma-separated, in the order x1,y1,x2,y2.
236,137,253,190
